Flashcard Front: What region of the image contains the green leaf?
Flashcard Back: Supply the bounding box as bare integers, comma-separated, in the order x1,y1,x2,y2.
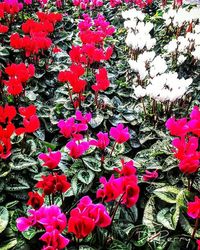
89,113,104,128
0,207,9,233
10,209,25,232
180,214,200,238
82,157,101,172
143,197,156,230
77,169,95,185
22,227,37,240
157,207,178,230
153,186,180,203
9,154,38,171
79,246,95,250
108,240,130,250
132,225,149,247
0,238,17,250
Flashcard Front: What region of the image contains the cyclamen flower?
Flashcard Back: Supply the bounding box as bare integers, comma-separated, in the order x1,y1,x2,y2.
143,170,158,181
68,196,111,239
166,117,189,137
90,132,110,150
36,174,71,195
39,149,61,170
0,24,9,33
66,140,89,159
197,240,200,250
188,106,200,137
27,191,44,210
114,159,136,176
121,175,140,208
16,205,67,232
40,229,69,249
97,175,124,202
110,124,130,144
75,110,92,124
92,68,110,92
187,196,200,219
57,118,88,139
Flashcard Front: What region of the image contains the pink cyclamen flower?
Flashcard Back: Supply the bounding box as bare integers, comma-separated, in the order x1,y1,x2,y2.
66,140,89,159
197,239,200,250
187,196,200,219
143,170,158,181
90,132,110,150
75,110,92,123
188,106,200,137
110,124,130,144
16,205,67,233
38,149,61,170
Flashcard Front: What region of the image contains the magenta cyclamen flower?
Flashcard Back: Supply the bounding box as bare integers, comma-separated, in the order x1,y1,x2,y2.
110,124,130,144
75,110,92,124
39,149,61,170
16,205,67,233
66,140,89,159
143,170,158,181
90,132,110,150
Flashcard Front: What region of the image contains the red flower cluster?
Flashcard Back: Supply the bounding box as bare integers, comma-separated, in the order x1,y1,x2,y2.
0,0,23,18
0,24,9,33
10,11,62,57
36,174,71,196
97,159,140,208
166,106,200,174
68,196,111,238
3,63,35,95
15,105,40,135
187,196,200,219
92,68,110,92
58,14,114,107
27,191,44,210
58,63,87,93
0,104,39,159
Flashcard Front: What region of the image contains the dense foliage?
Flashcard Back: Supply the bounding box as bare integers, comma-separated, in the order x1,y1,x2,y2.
0,0,200,249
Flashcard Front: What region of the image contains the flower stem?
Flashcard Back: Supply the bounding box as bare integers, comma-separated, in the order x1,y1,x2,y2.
110,141,117,157
192,218,199,239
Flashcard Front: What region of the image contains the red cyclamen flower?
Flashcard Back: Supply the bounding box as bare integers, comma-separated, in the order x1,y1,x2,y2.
187,196,200,219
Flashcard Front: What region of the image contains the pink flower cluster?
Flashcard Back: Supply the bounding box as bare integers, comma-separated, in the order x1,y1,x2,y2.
97,159,140,208
57,111,131,159
166,106,200,174
17,195,112,247
17,205,70,249
73,0,103,10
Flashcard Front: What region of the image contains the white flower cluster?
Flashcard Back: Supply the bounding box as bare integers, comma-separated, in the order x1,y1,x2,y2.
122,8,156,51
129,53,168,80
163,6,200,27
164,23,200,62
134,73,193,102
